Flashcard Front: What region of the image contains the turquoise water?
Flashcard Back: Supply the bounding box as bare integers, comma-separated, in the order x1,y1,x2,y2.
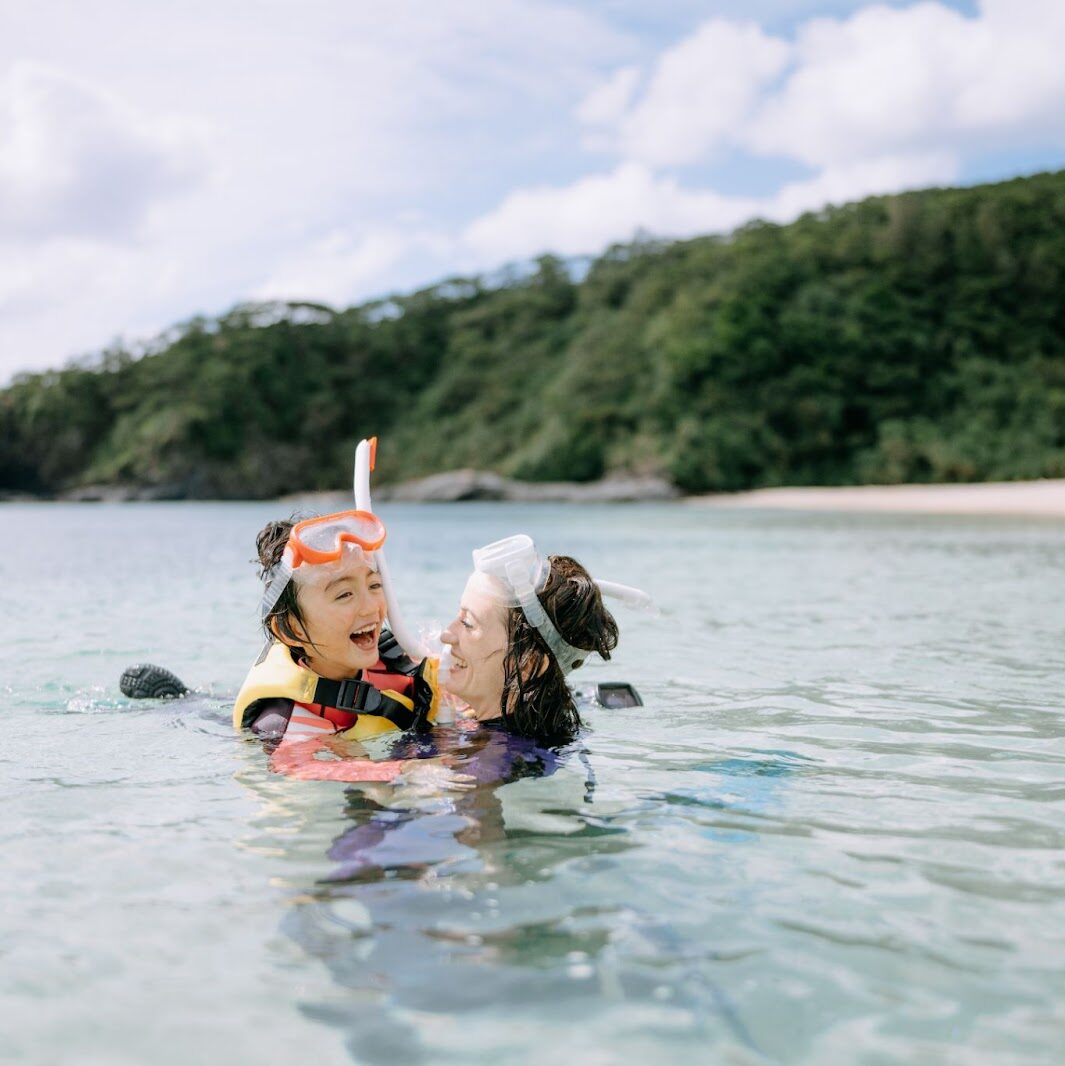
3,501,1065,1064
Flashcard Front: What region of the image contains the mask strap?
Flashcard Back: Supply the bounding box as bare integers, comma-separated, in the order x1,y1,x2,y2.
505,559,586,674
260,555,293,621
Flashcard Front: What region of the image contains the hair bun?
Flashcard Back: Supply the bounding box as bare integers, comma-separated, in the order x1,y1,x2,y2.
547,555,620,660
255,520,293,574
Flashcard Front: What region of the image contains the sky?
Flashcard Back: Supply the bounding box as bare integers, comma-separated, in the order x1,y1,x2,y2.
2,0,1064,381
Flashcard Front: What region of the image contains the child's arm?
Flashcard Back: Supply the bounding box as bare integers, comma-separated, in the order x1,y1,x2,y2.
247,698,294,739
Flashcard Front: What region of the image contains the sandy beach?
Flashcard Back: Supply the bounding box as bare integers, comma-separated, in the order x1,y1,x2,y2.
691,479,1065,517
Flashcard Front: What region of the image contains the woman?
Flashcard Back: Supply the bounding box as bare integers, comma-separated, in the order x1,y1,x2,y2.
440,534,620,747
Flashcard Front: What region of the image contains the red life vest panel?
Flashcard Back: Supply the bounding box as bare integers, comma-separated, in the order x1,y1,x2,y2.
294,657,416,730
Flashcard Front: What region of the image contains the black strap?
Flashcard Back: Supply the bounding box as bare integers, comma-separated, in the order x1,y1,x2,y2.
377,628,418,676
311,676,420,731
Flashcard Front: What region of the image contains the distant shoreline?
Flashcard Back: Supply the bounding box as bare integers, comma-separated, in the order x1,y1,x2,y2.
690,479,1065,517
6,475,1065,517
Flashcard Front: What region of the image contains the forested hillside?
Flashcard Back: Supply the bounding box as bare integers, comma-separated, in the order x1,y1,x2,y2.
3,169,1064,498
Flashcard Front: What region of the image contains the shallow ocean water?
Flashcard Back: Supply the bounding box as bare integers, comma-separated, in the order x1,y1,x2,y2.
2,500,1064,1065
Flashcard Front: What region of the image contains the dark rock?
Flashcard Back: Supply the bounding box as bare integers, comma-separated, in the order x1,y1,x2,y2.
58,483,141,502
57,482,189,502
378,469,511,502
375,470,680,503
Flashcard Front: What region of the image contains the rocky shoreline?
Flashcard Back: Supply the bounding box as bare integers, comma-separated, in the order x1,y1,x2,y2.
3,469,680,505
278,469,681,507
375,469,681,503
8,473,1065,517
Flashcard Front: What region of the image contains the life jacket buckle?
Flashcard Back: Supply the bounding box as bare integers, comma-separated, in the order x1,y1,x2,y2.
335,677,383,714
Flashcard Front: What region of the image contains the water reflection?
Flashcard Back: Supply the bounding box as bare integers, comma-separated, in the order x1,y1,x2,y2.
260,729,796,1063
275,723,598,1061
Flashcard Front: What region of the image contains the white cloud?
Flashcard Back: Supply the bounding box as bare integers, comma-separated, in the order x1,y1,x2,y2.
0,63,208,242
749,0,1065,165
479,0,1058,262
0,239,177,373
763,150,959,220
577,65,641,127
463,162,751,259
955,0,1065,131
461,150,958,262
0,0,634,378
580,21,791,166
252,227,455,306
580,1,1065,172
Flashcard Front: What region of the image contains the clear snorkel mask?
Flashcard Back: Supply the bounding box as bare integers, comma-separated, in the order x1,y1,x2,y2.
471,534,655,675
259,509,387,622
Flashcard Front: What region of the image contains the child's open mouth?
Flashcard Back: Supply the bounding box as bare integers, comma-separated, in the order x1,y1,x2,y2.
349,623,378,652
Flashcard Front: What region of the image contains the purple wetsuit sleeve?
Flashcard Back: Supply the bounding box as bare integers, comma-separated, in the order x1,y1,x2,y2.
248,698,295,739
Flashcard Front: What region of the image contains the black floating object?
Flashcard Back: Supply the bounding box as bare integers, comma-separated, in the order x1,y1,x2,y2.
120,663,190,700
595,682,643,708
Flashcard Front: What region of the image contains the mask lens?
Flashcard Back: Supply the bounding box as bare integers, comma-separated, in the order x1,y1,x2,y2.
471,533,586,673
471,534,546,604
292,510,386,564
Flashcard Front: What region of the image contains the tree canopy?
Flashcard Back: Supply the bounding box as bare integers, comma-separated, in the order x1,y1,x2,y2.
3,170,1064,497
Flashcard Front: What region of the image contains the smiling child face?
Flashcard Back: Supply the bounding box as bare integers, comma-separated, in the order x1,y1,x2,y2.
287,550,387,680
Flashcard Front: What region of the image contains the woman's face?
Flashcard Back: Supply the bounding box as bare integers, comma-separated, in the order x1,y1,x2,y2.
286,554,387,680
441,572,509,717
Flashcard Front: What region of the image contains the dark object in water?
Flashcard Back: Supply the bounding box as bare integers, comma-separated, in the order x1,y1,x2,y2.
593,682,642,708
120,663,190,699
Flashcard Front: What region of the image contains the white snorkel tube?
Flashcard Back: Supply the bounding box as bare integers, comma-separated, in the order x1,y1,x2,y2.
353,437,430,661
594,580,657,614
471,533,656,675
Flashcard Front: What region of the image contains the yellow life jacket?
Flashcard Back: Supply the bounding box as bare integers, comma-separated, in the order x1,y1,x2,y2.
233,637,439,741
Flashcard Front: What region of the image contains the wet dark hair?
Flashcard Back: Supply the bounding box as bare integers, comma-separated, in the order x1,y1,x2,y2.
499,555,619,747
255,517,314,653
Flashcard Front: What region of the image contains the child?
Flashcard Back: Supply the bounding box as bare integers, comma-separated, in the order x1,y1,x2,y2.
233,510,439,747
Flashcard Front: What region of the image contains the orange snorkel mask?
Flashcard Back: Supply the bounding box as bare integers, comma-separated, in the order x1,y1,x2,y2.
259,509,387,620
